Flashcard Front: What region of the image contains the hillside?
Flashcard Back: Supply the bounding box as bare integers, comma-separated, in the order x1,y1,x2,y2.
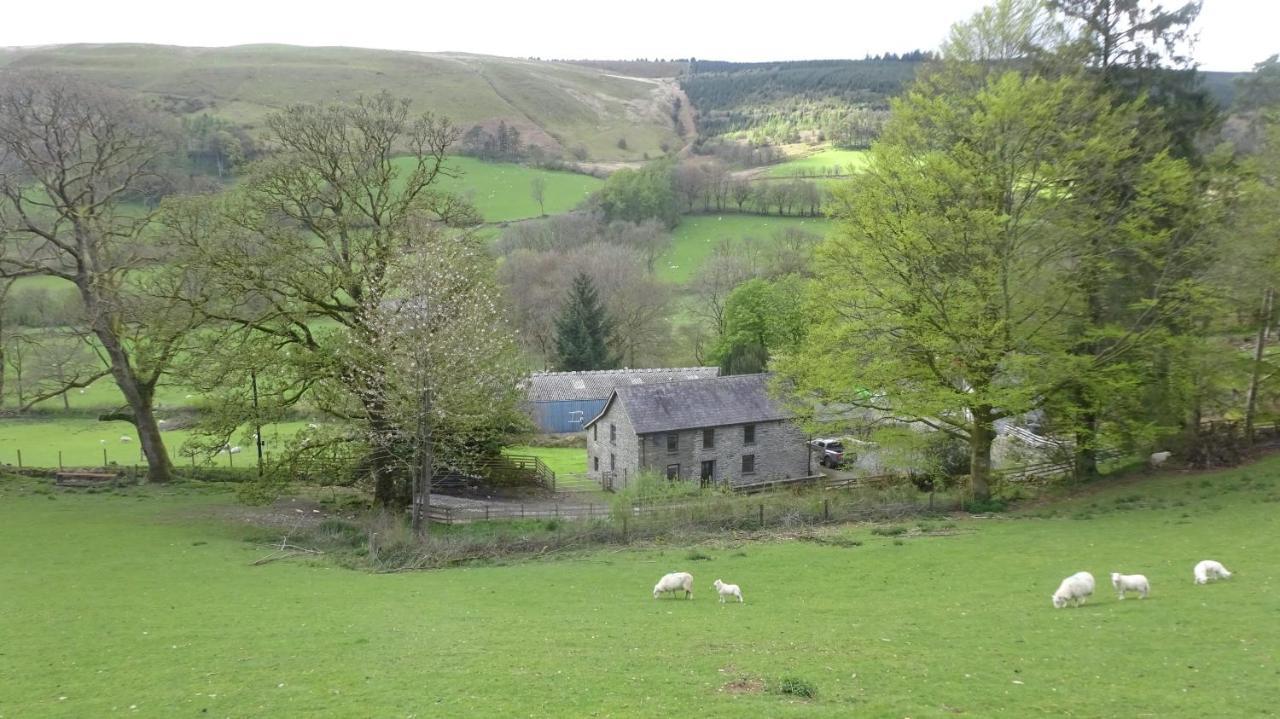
0,44,685,161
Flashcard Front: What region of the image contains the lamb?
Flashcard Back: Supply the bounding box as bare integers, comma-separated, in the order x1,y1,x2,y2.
713,579,744,604
1194,560,1232,584
1051,571,1095,608
1111,572,1150,600
1148,451,1172,468
653,572,694,600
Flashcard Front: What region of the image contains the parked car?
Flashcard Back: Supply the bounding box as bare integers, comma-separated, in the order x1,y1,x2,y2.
809,438,846,468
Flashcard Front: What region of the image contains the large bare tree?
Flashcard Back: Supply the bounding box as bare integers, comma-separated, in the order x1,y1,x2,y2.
0,72,194,480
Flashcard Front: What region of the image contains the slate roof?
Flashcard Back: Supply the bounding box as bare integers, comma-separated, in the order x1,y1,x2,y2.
526,367,719,402
584,373,792,434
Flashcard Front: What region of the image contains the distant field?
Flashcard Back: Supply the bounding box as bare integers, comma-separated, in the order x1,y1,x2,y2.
658,215,834,283
2,454,1278,716
0,415,310,469
426,157,601,222
766,148,870,178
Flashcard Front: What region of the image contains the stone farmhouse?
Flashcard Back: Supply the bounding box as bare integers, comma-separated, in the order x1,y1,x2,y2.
582,373,810,490
523,367,719,433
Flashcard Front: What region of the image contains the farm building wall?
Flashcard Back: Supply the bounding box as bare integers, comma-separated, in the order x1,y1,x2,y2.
530,399,607,434
637,420,809,487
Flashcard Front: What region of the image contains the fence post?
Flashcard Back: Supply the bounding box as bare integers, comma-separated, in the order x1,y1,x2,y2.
16,449,22,469
58,451,63,470
521,504,525,519
759,503,764,527
103,447,108,466
823,498,829,522
622,514,628,542
485,505,490,521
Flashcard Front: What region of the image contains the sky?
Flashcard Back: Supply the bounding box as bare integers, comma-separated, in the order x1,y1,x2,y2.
1,0,1276,72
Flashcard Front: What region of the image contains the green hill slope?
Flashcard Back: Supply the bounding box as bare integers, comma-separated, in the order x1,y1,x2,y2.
0,44,683,161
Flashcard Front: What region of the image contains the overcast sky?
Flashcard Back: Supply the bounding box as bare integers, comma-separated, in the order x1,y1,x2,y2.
2,0,1275,72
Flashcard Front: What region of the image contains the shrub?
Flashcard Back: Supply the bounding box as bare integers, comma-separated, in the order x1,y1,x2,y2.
686,549,712,561
773,676,818,699
966,497,1008,513
871,525,906,536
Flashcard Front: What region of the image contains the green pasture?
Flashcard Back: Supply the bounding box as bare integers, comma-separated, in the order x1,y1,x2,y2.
0,416,310,469
766,147,870,178
394,156,601,223
2,456,1278,716
659,215,834,283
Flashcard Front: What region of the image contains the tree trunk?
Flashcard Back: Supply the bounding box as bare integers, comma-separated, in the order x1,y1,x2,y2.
969,411,996,502
1245,287,1274,445
411,386,433,538
89,300,173,482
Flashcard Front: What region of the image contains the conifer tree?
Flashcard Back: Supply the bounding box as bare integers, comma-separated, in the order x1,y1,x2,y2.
554,273,618,371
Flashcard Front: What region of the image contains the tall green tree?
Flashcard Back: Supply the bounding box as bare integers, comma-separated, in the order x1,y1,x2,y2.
711,277,807,375
167,92,481,507
778,61,1193,499
554,273,618,371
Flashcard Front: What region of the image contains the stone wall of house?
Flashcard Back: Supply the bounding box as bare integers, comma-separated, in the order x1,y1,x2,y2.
585,403,642,491
637,419,810,487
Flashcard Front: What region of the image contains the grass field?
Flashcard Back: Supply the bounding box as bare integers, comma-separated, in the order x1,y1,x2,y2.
0,415,311,469
658,215,834,283
766,148,870,178
425,157,602,222
2,456,1278,716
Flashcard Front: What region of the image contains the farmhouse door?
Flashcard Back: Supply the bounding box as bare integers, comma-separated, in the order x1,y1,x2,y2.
700,460,716,487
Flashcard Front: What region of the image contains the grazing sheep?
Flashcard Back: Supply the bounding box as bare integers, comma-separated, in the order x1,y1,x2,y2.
119,436,132,443
653,572,694,600
307,422,320,430
1148,451,1172,468
228,446,242,455
1052,571,1095,609
1111,572,1150,599
1194,560,1232,585
713,579,744,604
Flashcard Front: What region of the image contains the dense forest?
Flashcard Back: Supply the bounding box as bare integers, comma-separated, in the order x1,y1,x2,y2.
680,58,923,143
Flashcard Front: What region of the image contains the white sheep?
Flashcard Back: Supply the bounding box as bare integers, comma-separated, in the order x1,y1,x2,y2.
1149,451,1172,468
653,571,694,600
307,423,320,430
119,436,132,443
713,579,743,604
1111,572,1150,599
228,446,242,455
1052,571,1095,608
1194,560,1232,585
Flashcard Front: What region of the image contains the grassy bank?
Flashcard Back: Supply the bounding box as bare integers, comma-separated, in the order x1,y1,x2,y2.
2,456,1278,716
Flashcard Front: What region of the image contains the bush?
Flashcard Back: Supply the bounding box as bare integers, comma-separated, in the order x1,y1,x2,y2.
686,549,712,561
773,676,818,699
967,497,1008,513
871,525,906,536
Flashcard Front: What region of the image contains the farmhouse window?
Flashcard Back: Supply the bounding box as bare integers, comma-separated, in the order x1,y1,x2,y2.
593,456,599,471
744,424,756,445
666,464,680,480
667,433,679,453
610,453,616,472
703,428,715,449
742,454,756,474
610,424,616,444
